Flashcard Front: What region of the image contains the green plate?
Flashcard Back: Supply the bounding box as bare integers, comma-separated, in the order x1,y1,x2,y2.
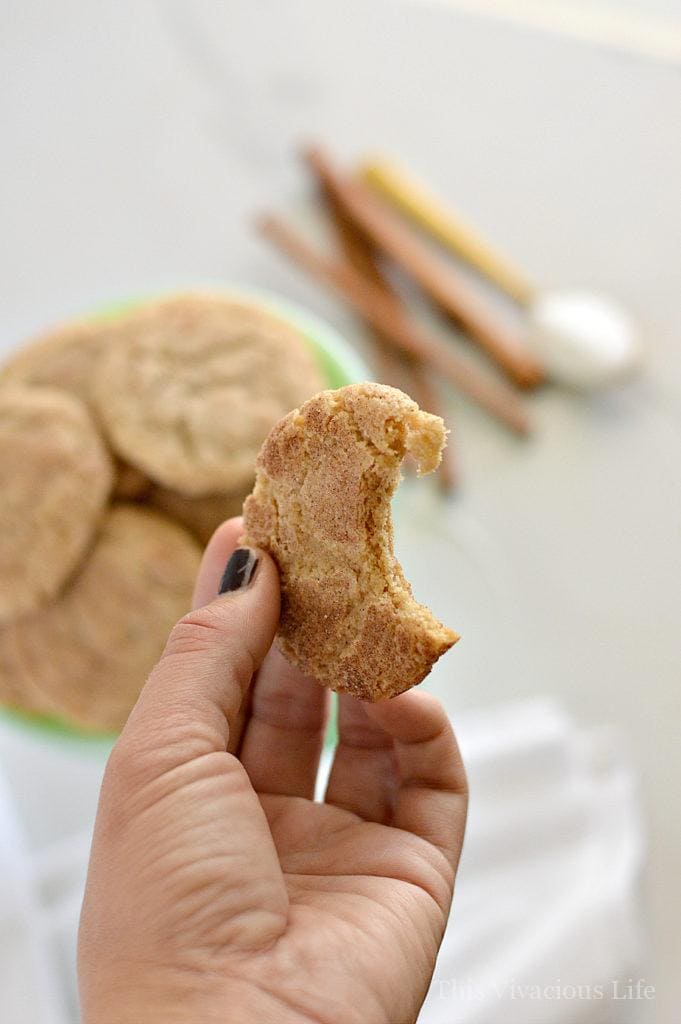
1,287,368,750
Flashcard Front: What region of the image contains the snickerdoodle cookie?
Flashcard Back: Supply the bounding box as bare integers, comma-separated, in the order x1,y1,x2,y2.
0,505,201,731
0,318,153,499
0,387,113,623
94,293,324,497
0,317,109,404
242,383,458,700
149,484,248,545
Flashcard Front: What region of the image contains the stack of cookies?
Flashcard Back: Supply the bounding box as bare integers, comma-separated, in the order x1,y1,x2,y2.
0,292,324,732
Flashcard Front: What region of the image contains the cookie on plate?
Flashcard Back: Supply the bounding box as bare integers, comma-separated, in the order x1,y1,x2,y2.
242,383,458,700
94,292,325,497
112,459,152,500
149,484,248,545
0,505,201,731
0,387,113,623
1,317,157,499
0,317,110,404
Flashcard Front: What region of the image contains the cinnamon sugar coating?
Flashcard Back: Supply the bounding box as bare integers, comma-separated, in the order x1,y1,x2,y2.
0,505,201,731
94,293,324,496
0,387,113,623
243,383,458,700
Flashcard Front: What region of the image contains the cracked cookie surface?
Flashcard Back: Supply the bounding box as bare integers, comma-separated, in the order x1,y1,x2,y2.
0,387,113,624
242,383,458,700
94,293,325,496
0,504,201,731
0,317,155,498
0,317,111,404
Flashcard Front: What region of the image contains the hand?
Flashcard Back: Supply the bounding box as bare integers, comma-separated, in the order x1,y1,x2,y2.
78,518,467,1024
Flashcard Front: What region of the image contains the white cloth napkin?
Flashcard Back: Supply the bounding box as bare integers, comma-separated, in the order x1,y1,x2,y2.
0,769,84,1024
0,698,644,1024
419,700,645,1024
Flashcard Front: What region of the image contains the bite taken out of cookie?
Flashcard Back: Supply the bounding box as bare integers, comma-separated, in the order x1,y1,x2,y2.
242,382,459,700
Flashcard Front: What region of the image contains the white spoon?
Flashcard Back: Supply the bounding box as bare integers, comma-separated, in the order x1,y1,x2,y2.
362,158,641,390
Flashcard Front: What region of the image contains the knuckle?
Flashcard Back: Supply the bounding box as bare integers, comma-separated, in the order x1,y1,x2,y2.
454,759,469,799
102,721,217,808
102,735,144,798
160,604,256,694
164,605,232,659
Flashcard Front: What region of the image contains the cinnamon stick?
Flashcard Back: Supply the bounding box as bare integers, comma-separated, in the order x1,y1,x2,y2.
305,149,457,491
257,213,530,437
316,170,408,391
303,146,544,390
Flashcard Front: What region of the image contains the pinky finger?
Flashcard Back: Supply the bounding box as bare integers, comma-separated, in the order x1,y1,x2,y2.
364,690,468,871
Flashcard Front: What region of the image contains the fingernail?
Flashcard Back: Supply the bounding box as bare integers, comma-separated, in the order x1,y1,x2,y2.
218,548,259,594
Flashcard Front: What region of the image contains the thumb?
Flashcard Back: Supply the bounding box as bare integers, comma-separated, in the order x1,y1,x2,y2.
87,527,289,961
117,525,280,776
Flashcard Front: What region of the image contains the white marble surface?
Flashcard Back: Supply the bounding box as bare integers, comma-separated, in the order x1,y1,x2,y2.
1,1,680,1019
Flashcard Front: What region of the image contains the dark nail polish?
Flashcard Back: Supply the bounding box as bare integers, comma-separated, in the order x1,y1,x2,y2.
219,548,259,594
